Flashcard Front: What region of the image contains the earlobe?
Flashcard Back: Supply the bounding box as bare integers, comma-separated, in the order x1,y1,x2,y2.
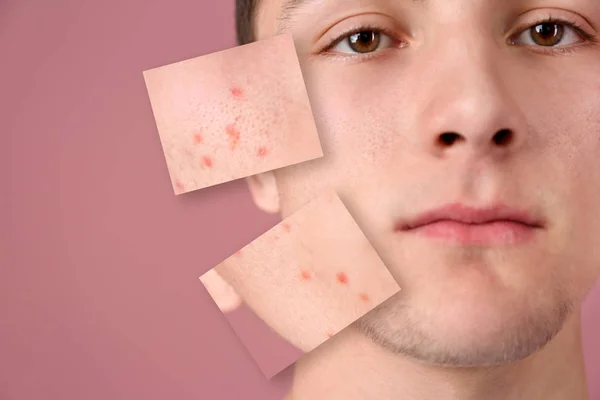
245,171,281,214
200,269,243,313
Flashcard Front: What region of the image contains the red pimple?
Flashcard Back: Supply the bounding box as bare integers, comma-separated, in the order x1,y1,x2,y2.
175,180,185,191
300,270,311,281
282,222,291,232
327,332,334,339
234,250,242,257
336,272,348,285
257,146,269,158
193,133,203,144
359,293,371,303
201,156,213,168
230,87,244,98
226,124,240,150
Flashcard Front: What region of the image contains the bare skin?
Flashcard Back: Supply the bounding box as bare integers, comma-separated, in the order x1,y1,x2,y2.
143,33,322,193
241,0,600,398
284,316,587,400
201,191,400,353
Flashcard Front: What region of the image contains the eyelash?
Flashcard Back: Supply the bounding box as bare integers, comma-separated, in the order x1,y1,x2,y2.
319,17,598,60
320,24,403,61
511,16,598,55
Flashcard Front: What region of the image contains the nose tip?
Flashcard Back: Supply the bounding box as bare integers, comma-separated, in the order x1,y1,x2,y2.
412,37,528,160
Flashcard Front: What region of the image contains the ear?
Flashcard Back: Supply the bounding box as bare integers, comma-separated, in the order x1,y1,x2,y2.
245,171,280,214
200,269,243,313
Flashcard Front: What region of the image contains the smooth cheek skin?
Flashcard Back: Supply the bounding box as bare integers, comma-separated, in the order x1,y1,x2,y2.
268,21,600,355
213,191,400,352
142,33,323,194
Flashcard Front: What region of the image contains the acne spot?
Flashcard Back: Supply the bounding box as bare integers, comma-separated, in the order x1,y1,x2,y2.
282,222,291,232
193,132,203,144
257,146,269,158
300,270,311,281
234,250,242,257
201,156,213,168
230,86,244,98
226,124,241,150
359,293,370,303
327,332,334,339
336,272,348,285
175,180,185,192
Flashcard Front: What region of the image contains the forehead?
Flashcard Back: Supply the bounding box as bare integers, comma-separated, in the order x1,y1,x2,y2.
254,0,600,32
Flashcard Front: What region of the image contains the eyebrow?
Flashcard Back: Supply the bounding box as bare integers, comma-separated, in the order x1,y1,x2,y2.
276,0,427,33
276,0,315,33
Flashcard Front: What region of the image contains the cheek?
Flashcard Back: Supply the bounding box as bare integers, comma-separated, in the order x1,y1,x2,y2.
530,83,600,290
275,83,403,216
565,150,600,287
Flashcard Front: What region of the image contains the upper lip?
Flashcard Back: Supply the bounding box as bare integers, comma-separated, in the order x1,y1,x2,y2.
396,203,545,231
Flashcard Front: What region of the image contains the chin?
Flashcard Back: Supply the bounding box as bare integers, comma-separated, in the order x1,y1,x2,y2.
356,281,574,367
422,299,568,366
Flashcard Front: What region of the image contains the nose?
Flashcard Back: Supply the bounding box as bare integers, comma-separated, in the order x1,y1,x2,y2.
414,38,527,160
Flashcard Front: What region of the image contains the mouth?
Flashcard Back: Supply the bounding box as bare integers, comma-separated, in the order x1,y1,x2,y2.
394,203,545,245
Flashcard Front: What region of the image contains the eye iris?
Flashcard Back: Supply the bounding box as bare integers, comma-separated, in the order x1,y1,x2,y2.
348,31,381,53
530,23,564,46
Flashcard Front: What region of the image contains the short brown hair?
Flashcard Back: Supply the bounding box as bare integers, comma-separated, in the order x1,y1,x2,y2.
236,0,261,45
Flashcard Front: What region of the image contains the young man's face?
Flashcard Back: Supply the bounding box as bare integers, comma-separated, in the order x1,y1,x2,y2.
248,0,600,366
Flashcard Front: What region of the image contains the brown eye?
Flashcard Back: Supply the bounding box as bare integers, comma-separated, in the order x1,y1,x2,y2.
530,23,564,46
348,31,381,53
512,20,585,48
324,27,396,56
328,29,395,55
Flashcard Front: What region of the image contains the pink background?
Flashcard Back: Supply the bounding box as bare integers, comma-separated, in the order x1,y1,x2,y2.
0,1,598,399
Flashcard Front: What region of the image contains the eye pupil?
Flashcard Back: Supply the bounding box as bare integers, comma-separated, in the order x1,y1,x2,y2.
348,31,381,53
530,23,564,46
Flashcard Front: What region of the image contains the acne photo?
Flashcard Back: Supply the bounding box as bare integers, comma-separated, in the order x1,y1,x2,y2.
2,1,600,400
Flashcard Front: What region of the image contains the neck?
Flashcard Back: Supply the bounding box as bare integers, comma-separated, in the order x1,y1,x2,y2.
286,312,587,400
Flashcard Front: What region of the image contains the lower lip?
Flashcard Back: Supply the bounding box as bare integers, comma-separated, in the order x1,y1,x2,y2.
406,220,538,245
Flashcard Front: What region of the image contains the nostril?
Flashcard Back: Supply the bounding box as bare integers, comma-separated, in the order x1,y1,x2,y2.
438,132,462,146
493,129,513,146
